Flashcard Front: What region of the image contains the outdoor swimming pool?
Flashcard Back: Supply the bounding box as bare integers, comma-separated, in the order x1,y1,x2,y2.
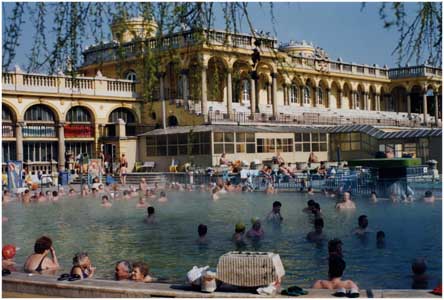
2,191,442,289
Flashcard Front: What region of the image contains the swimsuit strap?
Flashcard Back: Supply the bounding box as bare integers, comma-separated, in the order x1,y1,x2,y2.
35,255,46,272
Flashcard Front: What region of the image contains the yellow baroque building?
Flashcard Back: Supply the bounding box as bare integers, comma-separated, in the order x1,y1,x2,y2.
2,19,442,173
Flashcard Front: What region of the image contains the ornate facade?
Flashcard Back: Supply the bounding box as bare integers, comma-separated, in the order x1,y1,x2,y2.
2,19,442,172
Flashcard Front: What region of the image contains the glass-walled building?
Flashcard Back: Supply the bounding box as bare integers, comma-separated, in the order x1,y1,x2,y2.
139,125,329,171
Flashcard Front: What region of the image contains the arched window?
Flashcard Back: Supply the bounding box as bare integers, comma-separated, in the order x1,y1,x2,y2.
109,108,136,123
25,105,55,122
241,79,250,103
290,84,298,103
66,107,91,123
317,87,323,105
303,86,310,104
125,70,137,81
2,106,12,121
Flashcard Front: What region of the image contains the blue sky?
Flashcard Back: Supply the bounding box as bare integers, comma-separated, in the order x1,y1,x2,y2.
3,2,425,70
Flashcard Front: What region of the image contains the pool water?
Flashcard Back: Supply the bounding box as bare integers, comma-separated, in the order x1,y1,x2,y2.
2,191,442,289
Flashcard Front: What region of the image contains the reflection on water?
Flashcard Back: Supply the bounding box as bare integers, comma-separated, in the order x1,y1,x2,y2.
2,191,442,289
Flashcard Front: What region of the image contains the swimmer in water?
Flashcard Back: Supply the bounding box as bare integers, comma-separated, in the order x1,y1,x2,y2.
266,201,283,224
158,191,168,202
81,185,89,197
246,218,265,239
144,206,156,224
3,191,12,203
376,231,385,248
352,215,372,235
122,190,131,200
196,224,208,244
68,188,77,196
136,197,147,208
336,192,356,210
37,192,46,202
52,191,59,202
312,202,323,220
232,223,246,244
370,191,378,203
101,195,112,208
306,218,326,242
303,199,316,213
423,191,435,203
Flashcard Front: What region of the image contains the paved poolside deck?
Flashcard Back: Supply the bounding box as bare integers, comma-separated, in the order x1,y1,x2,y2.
2,272,440,298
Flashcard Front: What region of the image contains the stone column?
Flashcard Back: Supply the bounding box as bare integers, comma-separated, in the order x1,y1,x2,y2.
227,70,233,118
283,84,287,105
267,83,272,105
375,94,381,111
407,93,412,118
300,85,304,106
326,88,332,108
250,76,256,115
271,73,278,119
364,93,369,110
181,69,189,108
58,122,65,171
158,72,166,129
423,91,428,126
434,93,440,126
352,92,357,109
16,122,24,161
201,65,208,122
313,85,318,107
338,90,343,109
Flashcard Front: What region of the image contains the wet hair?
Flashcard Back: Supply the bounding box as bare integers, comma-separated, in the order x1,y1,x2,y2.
273,201,282,208
358,215,368,228
132,262,149,277
116,260,132,273
313,202,321,211
376,231,385,240
123,190,129,196
102,195,109,201
412,259,427,275
92,188,97,192
69,189,74,193
52,191,58,197
307,199,315,207
72,252,89,267
371,191,377,196
314,218,324,229
160,191,166,197
308,187,313,192
328,256,346,278
198,224,208,237
24,189,30,194
147,206,155,215
34,236,52,254
328,238,343,257
425,191,433,197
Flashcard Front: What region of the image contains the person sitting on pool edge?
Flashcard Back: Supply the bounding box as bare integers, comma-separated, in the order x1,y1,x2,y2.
145,206,156,224
312,256,359,293
196,224,208,244
115,260,132,281
266,201,283,224
352,215,372,235
336,192,356,209
307,218,326,242
71,252,95,279
24,236,59,273
131,262,156,282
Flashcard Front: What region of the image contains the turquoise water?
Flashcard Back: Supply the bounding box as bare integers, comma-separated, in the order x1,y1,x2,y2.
2,191,442,289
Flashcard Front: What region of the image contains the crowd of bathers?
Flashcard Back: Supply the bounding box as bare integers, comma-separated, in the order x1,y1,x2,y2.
2,174,438,291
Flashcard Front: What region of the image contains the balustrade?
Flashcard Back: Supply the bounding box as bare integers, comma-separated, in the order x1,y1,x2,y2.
23,74,57,87
2,124,14,137
22,125,56,137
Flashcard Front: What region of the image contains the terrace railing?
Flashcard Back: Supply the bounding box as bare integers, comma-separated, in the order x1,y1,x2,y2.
2,124,15,137
208,111,429,128
2,71,137,99
388,65,442,79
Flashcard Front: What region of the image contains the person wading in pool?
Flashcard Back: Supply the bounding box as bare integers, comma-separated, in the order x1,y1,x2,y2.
266,201,283,224
24,236,59,273
115,260,132,281
352,215,372,235
335,192,356,209
307,218,326,242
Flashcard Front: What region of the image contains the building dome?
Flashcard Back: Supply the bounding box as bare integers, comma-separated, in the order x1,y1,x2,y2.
279,40,315,57
111,17,158,43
